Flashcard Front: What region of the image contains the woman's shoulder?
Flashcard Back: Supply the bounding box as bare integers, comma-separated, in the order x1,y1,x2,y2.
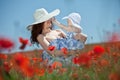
37,34,44,40
38,34,43,37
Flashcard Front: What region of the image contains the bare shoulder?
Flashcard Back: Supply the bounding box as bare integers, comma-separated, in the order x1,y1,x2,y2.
37,34,44,41
37,34,50,46
37,34,44,38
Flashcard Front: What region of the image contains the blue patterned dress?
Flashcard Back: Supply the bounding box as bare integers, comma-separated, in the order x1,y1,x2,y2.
42,32,84,65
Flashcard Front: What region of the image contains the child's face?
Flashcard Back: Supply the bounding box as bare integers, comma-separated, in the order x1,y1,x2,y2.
67,19,73,26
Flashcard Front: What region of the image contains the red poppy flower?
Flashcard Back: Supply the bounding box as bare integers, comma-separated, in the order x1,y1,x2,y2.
87,51,94,57
48,46,55,51
109,72,120,80
99,59,109,67
19,37,29,50
73,53,91,67
72,72,79,79
93,45,105,57
32,58,38,63
3,61,11,72
0,53,8,59
61,47,68,55
32,58,43,63
13,53,30,69
39,58,43,62
35,68,45,76
23,66,34,77
51,61,62,69
47,65,53,74
58,68,67,74
72,56,79,64
0,37,14,51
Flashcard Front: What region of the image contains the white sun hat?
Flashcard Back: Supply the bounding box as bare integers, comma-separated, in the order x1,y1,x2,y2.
27,8,60,30
62,12,83,30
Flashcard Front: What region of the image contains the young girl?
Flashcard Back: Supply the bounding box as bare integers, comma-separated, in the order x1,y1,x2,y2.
52,12,87,43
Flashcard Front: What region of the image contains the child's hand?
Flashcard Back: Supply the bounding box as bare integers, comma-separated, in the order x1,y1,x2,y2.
51,17,56,22
52,17,60,25
52,17,56,24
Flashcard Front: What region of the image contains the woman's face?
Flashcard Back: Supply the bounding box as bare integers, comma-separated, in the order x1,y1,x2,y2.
42,18,52,34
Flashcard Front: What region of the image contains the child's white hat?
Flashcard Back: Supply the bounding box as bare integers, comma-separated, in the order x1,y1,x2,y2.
62,13,83,30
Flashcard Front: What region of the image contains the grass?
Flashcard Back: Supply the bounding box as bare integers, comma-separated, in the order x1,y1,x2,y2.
0,41,120,80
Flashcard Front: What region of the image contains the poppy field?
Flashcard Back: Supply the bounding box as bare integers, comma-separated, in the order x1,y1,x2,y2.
0,36,120,80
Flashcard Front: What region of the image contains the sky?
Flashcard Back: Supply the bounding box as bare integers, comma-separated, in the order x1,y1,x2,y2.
0,0,120,52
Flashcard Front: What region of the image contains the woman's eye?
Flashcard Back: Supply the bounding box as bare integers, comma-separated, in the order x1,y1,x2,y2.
47,21,50,24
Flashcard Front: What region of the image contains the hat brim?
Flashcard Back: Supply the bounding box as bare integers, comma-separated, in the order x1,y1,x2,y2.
72,23,83,30
27,9,60,30
62,16,69,20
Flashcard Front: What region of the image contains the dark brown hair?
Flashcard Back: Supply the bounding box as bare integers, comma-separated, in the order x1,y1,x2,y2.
30,22,44,45
30,22,53,46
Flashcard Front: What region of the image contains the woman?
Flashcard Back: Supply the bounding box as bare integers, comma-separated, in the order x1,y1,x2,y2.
27,8,86,65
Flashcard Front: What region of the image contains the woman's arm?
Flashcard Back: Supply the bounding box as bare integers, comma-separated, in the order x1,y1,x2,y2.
37,34,76,57
37,34,64,57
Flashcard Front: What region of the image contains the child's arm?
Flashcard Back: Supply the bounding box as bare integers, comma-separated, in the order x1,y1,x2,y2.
52,18,81,33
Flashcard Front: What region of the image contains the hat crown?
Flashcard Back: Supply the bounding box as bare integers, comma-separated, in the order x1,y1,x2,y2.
68,13,81,25
27,8,60,31
34,8,48,21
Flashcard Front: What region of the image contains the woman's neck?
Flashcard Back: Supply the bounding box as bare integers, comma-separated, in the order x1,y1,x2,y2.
41,32,47,36
42,30,52,36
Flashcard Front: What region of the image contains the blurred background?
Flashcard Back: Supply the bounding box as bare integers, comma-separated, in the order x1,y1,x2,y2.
0,0,120,52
